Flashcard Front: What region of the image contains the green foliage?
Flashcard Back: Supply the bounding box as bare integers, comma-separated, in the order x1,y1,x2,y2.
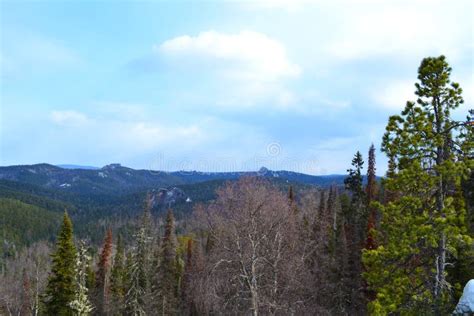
110,234,126,310
125,207,152,315
0,198,61,255
155,209,180,315
44,212,77,316
344,151,365,205
364,55,473,314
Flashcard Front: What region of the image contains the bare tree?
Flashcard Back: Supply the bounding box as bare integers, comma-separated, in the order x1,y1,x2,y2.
193,178,313,315
0,241,51,316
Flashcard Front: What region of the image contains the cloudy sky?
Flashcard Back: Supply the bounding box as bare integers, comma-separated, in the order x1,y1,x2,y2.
1,0,472,174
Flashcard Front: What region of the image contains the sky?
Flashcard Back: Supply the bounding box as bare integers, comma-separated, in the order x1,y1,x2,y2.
0,0,473,175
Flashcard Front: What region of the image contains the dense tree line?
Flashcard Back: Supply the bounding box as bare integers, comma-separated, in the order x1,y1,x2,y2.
0,55,472,315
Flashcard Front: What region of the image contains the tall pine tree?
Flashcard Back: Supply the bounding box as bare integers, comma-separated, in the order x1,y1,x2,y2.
155,209,179,315
109,234,126,313
343,152,366,313
44,212,77,316
125,200,152,315
365,144,377,251
363,55,473,314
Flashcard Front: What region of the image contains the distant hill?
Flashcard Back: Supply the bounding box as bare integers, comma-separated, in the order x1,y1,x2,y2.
0,163,350,247
0,171,316,247
0,163,347,197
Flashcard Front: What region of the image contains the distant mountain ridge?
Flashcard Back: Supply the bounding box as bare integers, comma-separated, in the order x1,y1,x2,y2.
0,163,347,196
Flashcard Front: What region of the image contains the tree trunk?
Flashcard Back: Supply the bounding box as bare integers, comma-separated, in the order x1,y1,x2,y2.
433,99,446,315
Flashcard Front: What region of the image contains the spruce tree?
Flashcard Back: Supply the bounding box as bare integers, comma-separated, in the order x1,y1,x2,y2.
366,144,377,204
365,144,377,251
110,234,126,312
44,212,77,316
288,185,298,213
125,203,152,316
156,209,179,315
125,250,146,316
180,239,193,314
344,151,365,207
363,55,473,314
343,152,366,312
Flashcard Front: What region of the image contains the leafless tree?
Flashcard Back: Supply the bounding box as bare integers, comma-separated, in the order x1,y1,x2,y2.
0,241,51,316
192,177,317,315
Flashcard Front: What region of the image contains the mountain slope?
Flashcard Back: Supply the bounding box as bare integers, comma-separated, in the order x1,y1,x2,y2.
0,198,62,250
0,164,347,197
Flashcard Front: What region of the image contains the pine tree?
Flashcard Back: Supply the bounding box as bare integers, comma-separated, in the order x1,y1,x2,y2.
125,250,146,316
365,144,377,251
110,234,126,312
366,144,377,204
156,209,179,315
363,55,473,314
44,212,77,316
288,185,298,213
344,151,365,207
125,200,152,315
125,223,149,316
318,190,326,221
85,265,96,296
69,240,94,316
180,239,193,314
343,152,366,313
95,229,113,315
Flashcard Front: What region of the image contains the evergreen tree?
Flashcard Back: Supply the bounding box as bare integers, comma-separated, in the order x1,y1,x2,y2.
366,144,377,204
125,223,150,316
318,190,326,221
344,151,365,206
110,234,126,313
343,152,366,313
288,185,298,213
180,239,193,314
44,212,77,316
95,229,113,315
86,265,96,297
363,55,473,314
70,240,94,316
156,209,179,315
125,200,152,315
365,144,377,251
124,250,146,316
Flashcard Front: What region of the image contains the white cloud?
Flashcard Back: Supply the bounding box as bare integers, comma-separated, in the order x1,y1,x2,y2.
154,30,303,110
50,111,90,127
372,80,416,110
49,109,208,154
157,30,301,82
120,122,204,151
326,0,471,60
373,73,473,112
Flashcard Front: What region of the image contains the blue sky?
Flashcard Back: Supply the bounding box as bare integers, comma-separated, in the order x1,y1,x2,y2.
1,0,472,174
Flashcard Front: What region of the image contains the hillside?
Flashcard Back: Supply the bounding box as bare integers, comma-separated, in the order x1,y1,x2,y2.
0,164,347,197
0,170,317,248
0,198,62,254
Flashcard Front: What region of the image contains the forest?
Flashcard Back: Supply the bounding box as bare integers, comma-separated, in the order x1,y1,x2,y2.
0,56,473,315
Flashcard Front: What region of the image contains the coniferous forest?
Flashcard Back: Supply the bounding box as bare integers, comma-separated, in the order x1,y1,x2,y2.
0,54,473,315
